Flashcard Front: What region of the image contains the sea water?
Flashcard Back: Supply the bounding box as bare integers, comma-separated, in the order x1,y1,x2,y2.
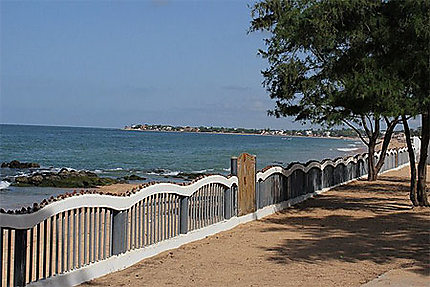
0,124,363,209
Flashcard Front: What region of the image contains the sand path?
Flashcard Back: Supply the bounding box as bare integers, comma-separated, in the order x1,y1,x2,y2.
82,166,429,287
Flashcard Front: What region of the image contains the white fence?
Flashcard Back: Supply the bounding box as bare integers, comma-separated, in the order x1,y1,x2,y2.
0,147,410,286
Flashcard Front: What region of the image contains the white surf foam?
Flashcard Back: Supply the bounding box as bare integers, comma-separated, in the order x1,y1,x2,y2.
106,167,123,171
0,181,11,190
192,168,214,173
163,171,180,176
337,147,359,152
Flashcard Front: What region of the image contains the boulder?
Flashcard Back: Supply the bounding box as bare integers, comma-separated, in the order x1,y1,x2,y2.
1,160,40,169
13,170,123,188
172,172,206,180
121,174,147,181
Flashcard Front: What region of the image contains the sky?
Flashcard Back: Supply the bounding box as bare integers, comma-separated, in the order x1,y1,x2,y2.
1,0,311,130
0,0,420,130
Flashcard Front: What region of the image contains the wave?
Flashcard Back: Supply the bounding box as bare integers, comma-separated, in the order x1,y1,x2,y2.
145,172,158,175
337,147,359,152
162,171,180,176
142,169,180,176
0,181,11,190
105,167,124,171
192,168,214,174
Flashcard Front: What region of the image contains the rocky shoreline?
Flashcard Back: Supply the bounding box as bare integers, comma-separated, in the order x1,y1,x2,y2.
1,160,207,189
1,160,40,169
13,168,124,188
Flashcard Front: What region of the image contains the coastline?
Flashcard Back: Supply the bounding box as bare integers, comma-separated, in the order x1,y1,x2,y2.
122,128,360,141
1,125,408,211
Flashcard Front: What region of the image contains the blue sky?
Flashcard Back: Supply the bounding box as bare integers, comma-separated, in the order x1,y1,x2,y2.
1,0,308,129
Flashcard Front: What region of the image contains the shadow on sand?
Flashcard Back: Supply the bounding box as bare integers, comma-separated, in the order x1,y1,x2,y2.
259,174,430,276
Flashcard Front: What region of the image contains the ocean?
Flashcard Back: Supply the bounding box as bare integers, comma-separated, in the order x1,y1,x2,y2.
0,124,362,209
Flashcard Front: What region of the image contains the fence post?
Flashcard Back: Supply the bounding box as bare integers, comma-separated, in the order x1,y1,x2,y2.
14,229,27,287
230,157,237,176
237,153,257,216
255,159,261,209
224,188,232,220
111,210,127,255
224,156,238,219
320,166,325,189
179,197,189,234
256,180,261,210
396,149,399,167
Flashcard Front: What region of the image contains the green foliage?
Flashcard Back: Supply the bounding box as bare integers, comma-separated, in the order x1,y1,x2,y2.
250,0,429,125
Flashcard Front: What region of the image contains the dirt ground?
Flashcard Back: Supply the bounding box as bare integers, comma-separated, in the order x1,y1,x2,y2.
82,166,429,287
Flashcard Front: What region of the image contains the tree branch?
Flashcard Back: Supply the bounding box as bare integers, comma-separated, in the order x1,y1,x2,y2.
375,117,400,171
360,115,372,139
366,114,374,133
343,119,369,146
374,116,380,141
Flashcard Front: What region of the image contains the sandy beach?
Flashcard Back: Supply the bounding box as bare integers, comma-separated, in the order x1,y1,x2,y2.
82,165,429,287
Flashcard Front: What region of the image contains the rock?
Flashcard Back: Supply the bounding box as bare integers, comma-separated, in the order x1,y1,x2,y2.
1,160,40,169
122,174,147,181
31,175,43,184
172,172,206,180
59,168,70,176
15,176,29,184
12,170,122,188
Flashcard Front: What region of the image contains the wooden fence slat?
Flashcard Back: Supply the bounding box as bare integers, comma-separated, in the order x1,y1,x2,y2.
7,230,12,287
157,194,161,243
14,229,27,287
56,214,61,275
63,212,68,272
77,209,82,267
49,216,54,277
84,208,88,265
137,202,141,249
0,228,3,287
35,223,40,280
145,198,149,246
163,194,167,241
100,209,105,259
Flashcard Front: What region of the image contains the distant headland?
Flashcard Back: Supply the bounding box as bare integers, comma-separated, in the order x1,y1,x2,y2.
123,124,362,138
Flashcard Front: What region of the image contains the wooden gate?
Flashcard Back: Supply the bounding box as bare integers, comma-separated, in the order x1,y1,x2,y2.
237,153,256,215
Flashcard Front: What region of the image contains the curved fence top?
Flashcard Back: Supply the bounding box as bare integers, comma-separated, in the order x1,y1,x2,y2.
257,147,408,182
0,174,238,229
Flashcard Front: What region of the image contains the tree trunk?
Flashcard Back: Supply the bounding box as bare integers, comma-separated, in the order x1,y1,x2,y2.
374,118,398,176
367,139,378,181
363,116,379,181
365,117,398,181
402,115,418,206
417,108,429,206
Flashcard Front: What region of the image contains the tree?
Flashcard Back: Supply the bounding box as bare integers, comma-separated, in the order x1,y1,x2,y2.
250,0,429,204
381,0,429,206
249,0,402,181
